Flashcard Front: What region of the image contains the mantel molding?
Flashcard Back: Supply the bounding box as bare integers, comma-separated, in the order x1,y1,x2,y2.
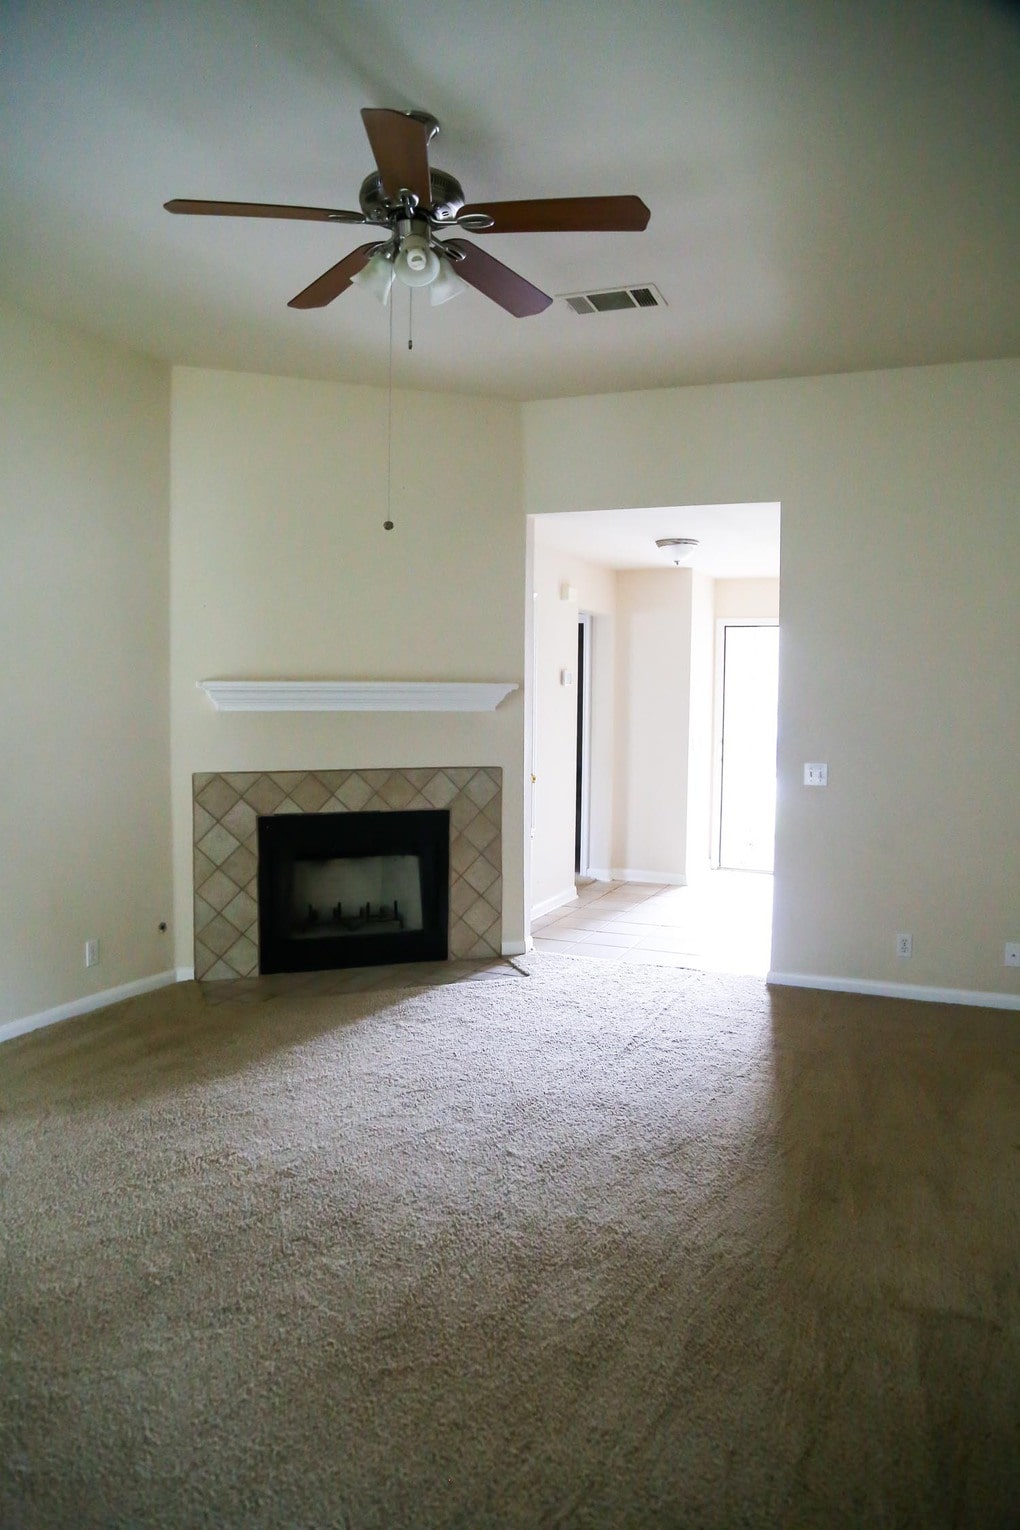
197,680,519,713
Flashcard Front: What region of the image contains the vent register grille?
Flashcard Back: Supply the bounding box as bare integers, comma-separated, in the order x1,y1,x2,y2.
562,283,665,314
192,767,503,980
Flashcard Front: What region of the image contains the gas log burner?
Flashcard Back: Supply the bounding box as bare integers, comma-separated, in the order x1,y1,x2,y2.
257,809,450,973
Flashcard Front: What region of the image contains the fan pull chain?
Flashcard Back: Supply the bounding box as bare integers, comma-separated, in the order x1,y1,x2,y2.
408,287,414,351
383,289,394,531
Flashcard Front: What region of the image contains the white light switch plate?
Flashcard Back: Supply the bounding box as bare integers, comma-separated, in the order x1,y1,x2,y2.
804,762,828,787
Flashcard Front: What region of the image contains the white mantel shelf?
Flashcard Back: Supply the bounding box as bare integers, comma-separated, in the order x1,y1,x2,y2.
197,680,519,713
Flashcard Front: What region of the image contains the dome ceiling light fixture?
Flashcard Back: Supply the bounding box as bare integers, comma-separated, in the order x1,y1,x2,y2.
655,537,700,566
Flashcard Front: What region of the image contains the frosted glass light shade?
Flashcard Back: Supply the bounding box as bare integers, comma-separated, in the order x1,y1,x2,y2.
429,259,468,306
351,253,395,305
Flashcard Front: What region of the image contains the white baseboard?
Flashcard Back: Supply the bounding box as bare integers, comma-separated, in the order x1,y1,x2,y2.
767,970,1020,1012
0,969,181,1047
176,966,196,982
529,887,579,921
501,939,528,957
611,869,688,886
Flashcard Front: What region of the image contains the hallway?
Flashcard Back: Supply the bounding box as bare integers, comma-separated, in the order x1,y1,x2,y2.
532,870,773,975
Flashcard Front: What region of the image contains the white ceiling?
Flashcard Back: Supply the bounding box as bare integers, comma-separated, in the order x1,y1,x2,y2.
2,1,1018,402
534,503,781,578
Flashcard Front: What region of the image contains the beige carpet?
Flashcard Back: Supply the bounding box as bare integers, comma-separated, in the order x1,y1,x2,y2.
1,958,1018,1528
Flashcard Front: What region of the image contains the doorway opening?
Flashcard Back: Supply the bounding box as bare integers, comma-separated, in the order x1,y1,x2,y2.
715,621,779,872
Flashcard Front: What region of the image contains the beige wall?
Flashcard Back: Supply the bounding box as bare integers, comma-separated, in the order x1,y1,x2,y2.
0,304,172,1026
715,578,781,621
612,569,695,880
523,360,1020,998
529,541,616,911
169,367,525,967
686,571,716,879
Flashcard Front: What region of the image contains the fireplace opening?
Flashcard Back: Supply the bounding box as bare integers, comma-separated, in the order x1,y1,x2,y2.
257,810,450,973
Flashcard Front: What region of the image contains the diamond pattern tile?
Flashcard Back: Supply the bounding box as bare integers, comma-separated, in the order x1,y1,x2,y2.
193,849,216,886
224,934,258,977
379,774,416,810
335,774,374,810
450,877,481,919
223,889,258,934
221,844,257,887
197,868,241,913
463,813,499,853
466,770,499,809
223,772,262,792
290,774,332,812
269,772,303,792
192,766,502,977
463,856,499,896
193,802,216,842
450,836,481,876
421,771,458,809
201,912,245,958
463,898,500,938
197,824,241,867
196,776,240,820
316,771,348,795
243,777,288,815
221,799,257,844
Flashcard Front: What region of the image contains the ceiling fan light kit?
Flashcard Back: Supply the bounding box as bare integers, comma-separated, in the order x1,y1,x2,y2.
165,107,650,318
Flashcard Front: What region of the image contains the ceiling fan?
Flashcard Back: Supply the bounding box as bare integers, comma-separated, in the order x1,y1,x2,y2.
165,107,650,318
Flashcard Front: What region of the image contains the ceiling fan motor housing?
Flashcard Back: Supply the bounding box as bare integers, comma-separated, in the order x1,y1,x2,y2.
358,168,466,225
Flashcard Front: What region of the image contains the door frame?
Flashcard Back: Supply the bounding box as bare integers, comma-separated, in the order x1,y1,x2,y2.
575,613,593,876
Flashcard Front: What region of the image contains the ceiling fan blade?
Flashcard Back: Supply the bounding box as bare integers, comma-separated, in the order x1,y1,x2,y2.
165,199,367,223
459,195,650,234
360,108,432,205
287,244,383,308
442,239,552,317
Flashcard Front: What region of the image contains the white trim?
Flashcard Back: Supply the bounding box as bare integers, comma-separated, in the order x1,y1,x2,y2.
586,867,613,883
767,970,1020,1012
611,869,688,886
501,939,528,957
530,886,579,921
176,966,196,982
198,680,519,713
0,970,180,1047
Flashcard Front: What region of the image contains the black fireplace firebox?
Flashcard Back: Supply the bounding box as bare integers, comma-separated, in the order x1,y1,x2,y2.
257,810,450,973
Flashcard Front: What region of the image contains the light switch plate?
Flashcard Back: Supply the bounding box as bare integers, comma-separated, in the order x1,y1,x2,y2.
804,762,828,787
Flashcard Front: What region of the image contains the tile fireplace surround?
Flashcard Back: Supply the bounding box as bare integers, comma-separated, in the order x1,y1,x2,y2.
192,767,503,981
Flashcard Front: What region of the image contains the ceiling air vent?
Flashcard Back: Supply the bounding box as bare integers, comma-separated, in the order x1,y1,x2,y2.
562,283,666,315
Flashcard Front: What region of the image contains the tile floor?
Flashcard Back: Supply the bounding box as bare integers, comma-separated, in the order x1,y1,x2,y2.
531,870,774,975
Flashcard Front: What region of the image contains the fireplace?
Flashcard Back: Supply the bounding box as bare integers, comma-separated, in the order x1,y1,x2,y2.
191,767,502,981
257,809,449,973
